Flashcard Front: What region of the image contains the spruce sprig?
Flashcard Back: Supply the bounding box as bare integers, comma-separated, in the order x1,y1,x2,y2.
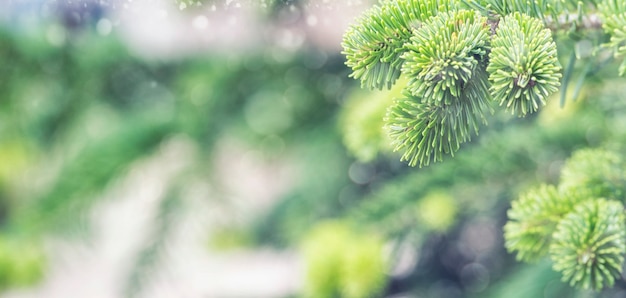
550,199,626,290
402,10,491,105
504,184,585,262
505,148,626,291
341,0,457,90
385,69,490,167
342,1,564,167
384,9,493,167
488,12,562,116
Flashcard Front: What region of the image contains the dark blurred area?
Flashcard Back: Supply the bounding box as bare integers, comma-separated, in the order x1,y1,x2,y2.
1,1,626,298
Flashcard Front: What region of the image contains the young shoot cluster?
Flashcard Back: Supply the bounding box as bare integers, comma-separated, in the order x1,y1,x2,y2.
342,0,626,167
342,0,563,167
505,148,626,291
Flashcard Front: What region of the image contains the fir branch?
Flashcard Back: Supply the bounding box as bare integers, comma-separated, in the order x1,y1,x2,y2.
341,0,456,90
504,184,587,262
385,71,490,168
402,10,491,105
384,9,494,167
488,12,562,117
505,148,626,291
550,199,626,291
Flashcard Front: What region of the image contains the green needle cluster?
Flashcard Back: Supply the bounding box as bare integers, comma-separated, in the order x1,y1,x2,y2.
505,148,626,291
488,12,562,117
341,0,626,293
341,0,566,167
550,199,626,290
402,10,490,105
341,0,456,90
386,86,488,167
504,184,583,262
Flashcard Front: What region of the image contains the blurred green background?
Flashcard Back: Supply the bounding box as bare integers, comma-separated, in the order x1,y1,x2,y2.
2,1,626,298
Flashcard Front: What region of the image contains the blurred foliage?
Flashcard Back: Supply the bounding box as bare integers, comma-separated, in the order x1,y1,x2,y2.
415,190,458,232
302,221,387,298
1,2,626,297
338,79,400,162
124,187,183,298
207,226,253,251
559,149,626,200
484,260,575,298
0,16,351,294
0,236,45,290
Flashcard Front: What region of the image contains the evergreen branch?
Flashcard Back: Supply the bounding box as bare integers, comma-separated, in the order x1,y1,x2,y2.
488,12,562,117
402,10,491,105
550,199,626,290
352,103,607,238
341,0,456,90
504,148,626,291
385,73,490,167
383,9,496,168
504,185,587,262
